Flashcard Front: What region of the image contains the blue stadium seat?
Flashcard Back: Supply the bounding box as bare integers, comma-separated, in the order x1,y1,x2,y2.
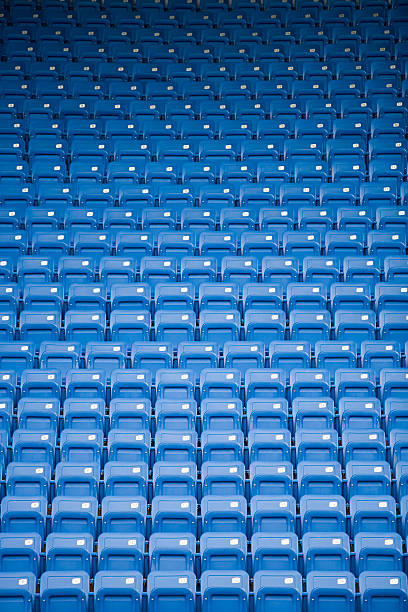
0,572,37,612
306,571,355,612
93,571,143,612
0,534,41,575
147,571,196,612
201,571,249,612
253,570,302,612
359,571,408,612
200,533,246,571
45,533,93,573
40,571,89,612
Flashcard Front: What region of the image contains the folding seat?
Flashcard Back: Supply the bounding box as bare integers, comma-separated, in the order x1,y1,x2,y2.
262,257,299,289
251,495,296,534
104,461,148,498
107,426,150,463
339,397,382,430
269,341,311,381
289,310,330,343
39,571,90,612
360,184,397,213
156,233,194,265
384,398,408,432
150,496,197,536
0,283,18,314
153,461,197,497
130,343,172,381
314,341,357,381
250,461,293,497
199,533,247,572
305,572,355,612
155,367,194,400
254,570,303,612
20,369,62,399
380,368,408,400
199,309,240,344
355,533,404,574
379,312,408,344
342,429,386,463
157,187,195,217
19,311,61,351
389,429,408,465
200,571,249,612
0,572,37,612
101,496,147,535
334,310,375,342
148,533,195,574
66,284,106,313
240,282,281,312
369,159,404,189
86,343,127,379
290,370,331,401
106,160,143,185
346,461,392,497
60,429,103,465
93,571,144,612
297,459,342,496
376,283,408,311
97,532,145,573
220,256,257,292
248,429,291,463
63,397,105,431
109,310,149,346
0,161,29,185
0,533,41,575
300,495,347,533
176,343,217,383
201,461,245,496
1,496,48,538
200,395,242,431
295,429,338,463
6,462,52,498
100,257,137,289
140,257,177,289
360,571,408,611
368,230,406,261
25,208,62,233
155,430,197,464
286,282,327,311
64,208,99,234
302,533,351,573
64,310,106,347
247,398,288,431
0,309,15,341
255,161,290,185
283,230,321,258
335,369,376,402
45,533,93,573
17,397,59,432
201,427,244,462
58,258,97,292
0,343,34,379
113,233,153,266
147,571,196,612
0,231,28,269
153,284,193,315
12,428,56,465
245,369,286,401
244,309,285,343
350,496,397,534
200,495,246,534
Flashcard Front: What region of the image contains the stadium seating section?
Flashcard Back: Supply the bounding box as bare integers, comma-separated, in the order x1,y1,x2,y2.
0,0,408,608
